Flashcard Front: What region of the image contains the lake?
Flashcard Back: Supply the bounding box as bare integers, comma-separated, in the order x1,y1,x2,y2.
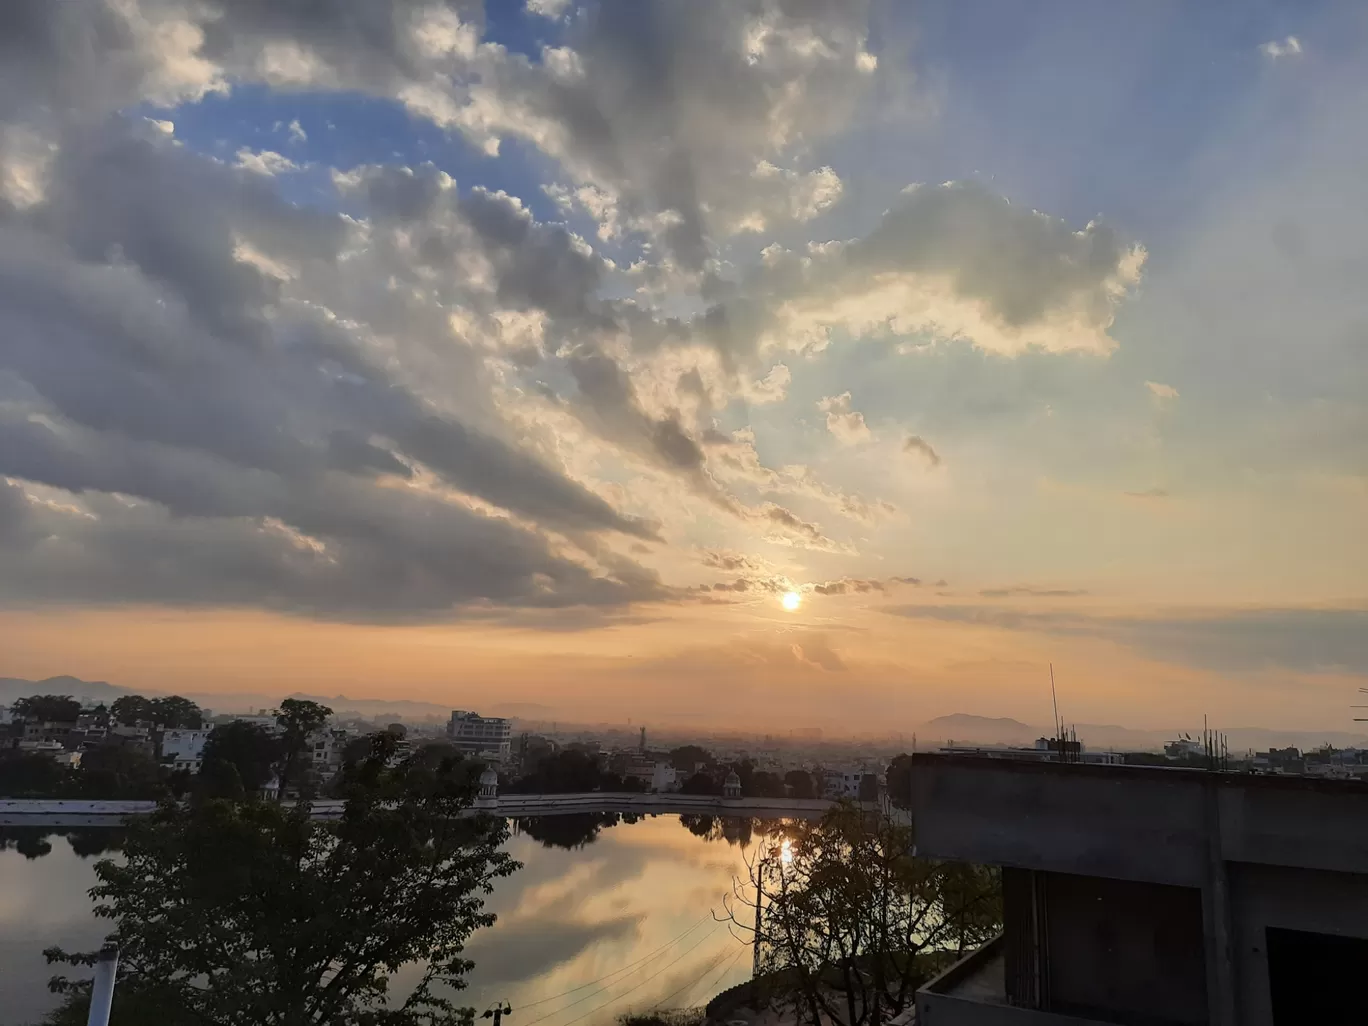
0,814,770,1025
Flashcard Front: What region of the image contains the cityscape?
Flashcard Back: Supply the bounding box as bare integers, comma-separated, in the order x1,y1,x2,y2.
2,0,1367,1023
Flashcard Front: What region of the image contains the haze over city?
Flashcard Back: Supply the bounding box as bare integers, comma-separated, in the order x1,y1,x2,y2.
2,0,1366,734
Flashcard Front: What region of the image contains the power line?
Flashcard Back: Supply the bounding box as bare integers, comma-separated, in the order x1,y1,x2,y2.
515,910,716,1013
652,943,747,1011
523,925,723,1026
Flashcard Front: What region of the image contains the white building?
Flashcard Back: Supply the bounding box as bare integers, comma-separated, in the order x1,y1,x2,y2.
823,768,865,799
447,710,512,761
307,729,351,777
160,728,211,774
651,762,679,792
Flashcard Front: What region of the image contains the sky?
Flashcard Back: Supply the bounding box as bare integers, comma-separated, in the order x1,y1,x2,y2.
0,0,1365,733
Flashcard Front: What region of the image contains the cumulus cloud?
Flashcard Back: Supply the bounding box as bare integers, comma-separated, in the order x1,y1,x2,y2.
1259,36,1303,59
902,434,940,466
817,392,872,444
1146,380,1179,402
0,114,665,619
693,181,1144,368
234,147,300,176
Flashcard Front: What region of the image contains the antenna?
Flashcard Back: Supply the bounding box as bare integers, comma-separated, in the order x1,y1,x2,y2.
1049,663,1061,740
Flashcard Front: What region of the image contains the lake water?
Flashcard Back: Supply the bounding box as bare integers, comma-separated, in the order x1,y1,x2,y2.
0,815,768,1025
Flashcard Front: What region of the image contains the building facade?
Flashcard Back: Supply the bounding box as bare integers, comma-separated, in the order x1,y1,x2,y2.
446,710,512,761
909,754,1368,1026
159,728,211,774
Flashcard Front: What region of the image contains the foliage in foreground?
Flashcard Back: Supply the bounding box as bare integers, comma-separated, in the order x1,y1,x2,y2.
43,733,519,1026
724,804,1001,1026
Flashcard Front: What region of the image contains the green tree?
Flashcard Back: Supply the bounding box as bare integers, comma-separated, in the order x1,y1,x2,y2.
200,722,280,795
884,754,914,809
668,745,715,772
725,806,1001,1026
111,694,203,728
785,769,817,799
274,698,333,797
74,744,167,800
150,696,204,729
0,752,71,797
45,734,519,1026
110,695,155,726
12,695,82,723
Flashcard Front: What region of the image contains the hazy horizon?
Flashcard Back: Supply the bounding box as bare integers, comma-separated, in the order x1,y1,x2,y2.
1,1,1365,734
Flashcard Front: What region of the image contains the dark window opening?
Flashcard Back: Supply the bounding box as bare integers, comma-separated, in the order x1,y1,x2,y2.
1267,927,1368,1025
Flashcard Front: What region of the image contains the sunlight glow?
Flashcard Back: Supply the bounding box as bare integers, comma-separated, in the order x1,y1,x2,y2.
780,838,793,864
781,590,802,612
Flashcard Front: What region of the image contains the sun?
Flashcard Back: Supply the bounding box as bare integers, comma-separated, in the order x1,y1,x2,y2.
781,590,802,612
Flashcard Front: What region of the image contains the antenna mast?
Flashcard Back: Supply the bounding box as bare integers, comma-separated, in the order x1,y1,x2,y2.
1050,663,1061,739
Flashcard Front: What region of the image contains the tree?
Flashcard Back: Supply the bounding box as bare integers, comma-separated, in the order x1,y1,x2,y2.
200,722,280,795
679,771,720,795
111,694,203,728
12,695,81,723
785,770,817,799
74,744,167,800
669,745,715,772
747,770,787,799
858,773,880,803
110,695,155,726
884,755,913,809
45,733,520,1026
0,752,71,797
274,698,333,797
151,696,203,729
722,806,1001,1026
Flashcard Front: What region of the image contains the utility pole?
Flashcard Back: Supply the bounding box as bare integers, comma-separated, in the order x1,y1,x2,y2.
483,1003,512,1026
86,944,119,1026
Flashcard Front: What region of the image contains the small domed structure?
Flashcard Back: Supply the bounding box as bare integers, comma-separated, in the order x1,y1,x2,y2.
477,765,499,806
723,769,742,800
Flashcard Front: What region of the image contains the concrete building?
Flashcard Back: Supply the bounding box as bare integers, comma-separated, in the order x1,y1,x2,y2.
651,762,679,793
823,768,864,798
909,753,1368,1026
159,728,210,774
447,710,512,761
306,729,351,778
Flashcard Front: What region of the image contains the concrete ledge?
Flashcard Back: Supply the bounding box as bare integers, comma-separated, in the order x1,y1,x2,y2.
918,938,1118,1026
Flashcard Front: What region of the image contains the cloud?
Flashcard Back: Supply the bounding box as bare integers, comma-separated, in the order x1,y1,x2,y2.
233,147,300,176
902,434,940,467
286,118,307,143
1123,488,1170,500
1259,36,1303,59
1145,380,1179,402
0,117,672,620
977,586,1088,598
693,181,1144,367
817,392,872,444
886,604,1368,674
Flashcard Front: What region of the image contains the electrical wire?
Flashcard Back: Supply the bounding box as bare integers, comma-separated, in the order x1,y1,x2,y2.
651,942,747,1011
522,924,722,1026
514,909,717,1012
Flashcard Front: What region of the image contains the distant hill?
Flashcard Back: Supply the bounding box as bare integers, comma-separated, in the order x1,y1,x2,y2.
921,714,1040,744
0,675,131,704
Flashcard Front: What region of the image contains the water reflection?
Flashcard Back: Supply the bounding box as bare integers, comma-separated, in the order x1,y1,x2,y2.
0,815,775,1025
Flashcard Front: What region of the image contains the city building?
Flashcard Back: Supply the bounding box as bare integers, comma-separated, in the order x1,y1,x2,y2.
909,753,1368,1025
823,768,865,798
160,728,211,774
651,762,679,792
446,710,512,761
306,729,352,778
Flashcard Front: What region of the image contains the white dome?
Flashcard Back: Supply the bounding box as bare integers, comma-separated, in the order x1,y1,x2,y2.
479,766,499,785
